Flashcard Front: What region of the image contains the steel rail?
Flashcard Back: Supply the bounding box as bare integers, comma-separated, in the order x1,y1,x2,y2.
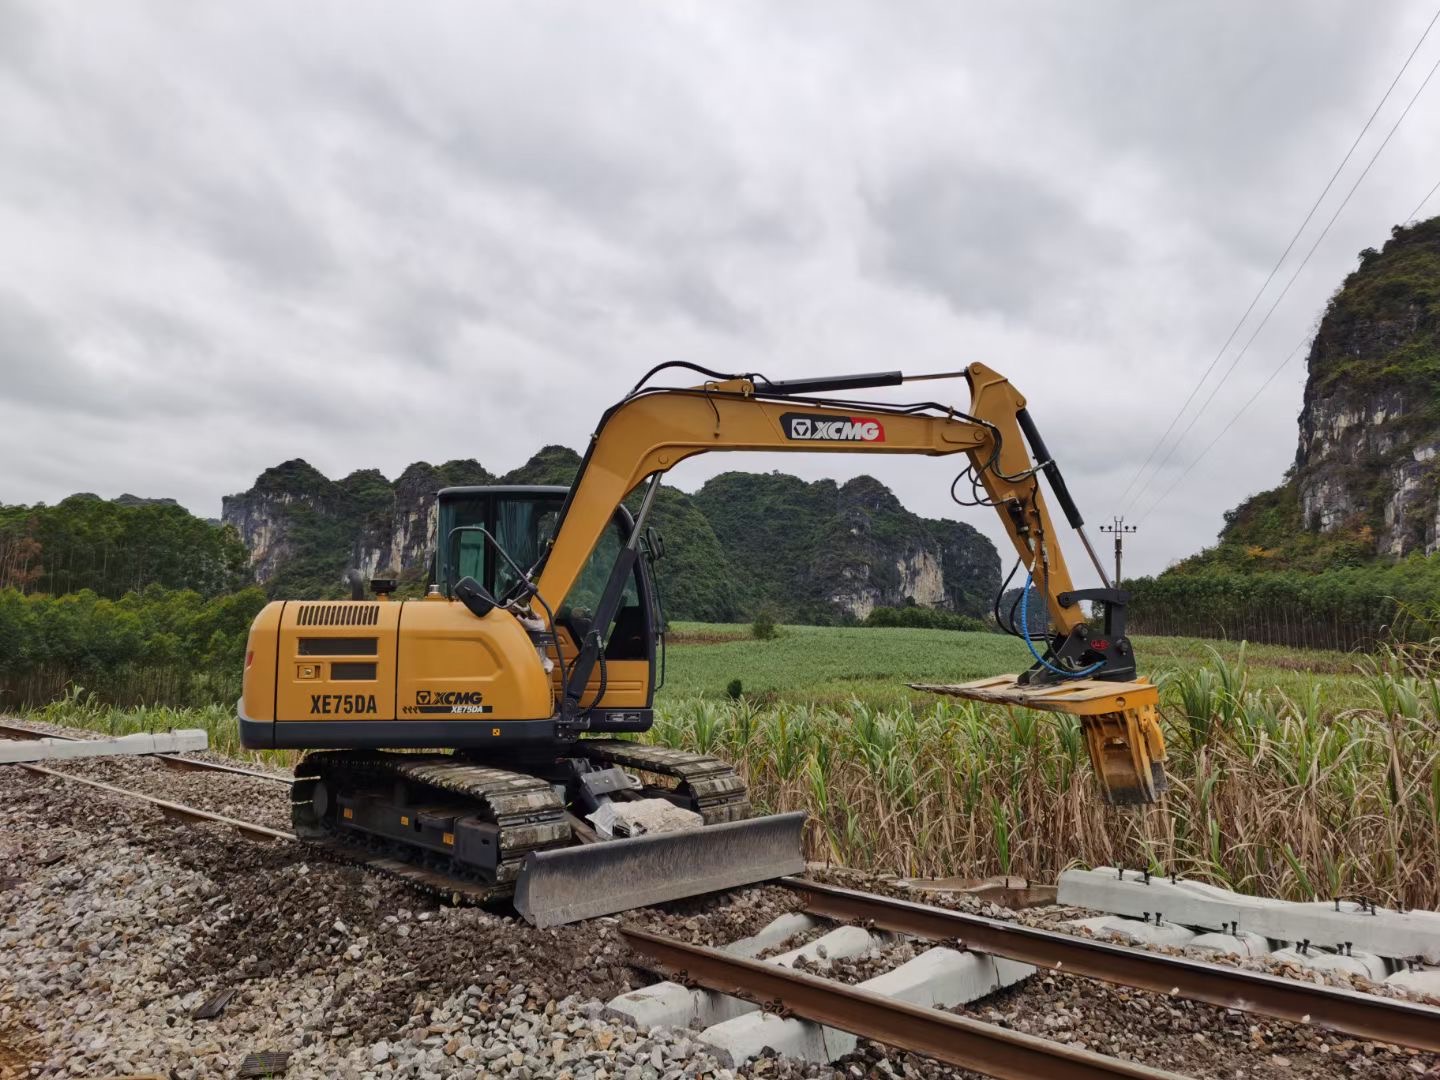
12,760,509,903
782,878,1440,1053
619,926,1188,1080
14,761,294,843
0,719,290,784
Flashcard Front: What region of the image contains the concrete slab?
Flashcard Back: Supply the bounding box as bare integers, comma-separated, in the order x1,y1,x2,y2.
701,1009,834,1066
0,729,208,764
724,913,818,959
1059,868,1440,963
609,921,885,1037
769,925,880,969
603,981,756,1031
1270,947,1390,982
1068,914,1198,948
699,945,1035,1067
1384,967,1440,1000
1188,930,1273,958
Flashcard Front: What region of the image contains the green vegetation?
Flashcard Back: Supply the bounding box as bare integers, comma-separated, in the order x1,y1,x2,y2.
0,585,265,709
689,471,997,624
646,637,1440,908
1174,480,1377,574
1312,217,1440,398
0,494,247,598
23,622,1432,907
1127,563,1440,652
245,457,496,599
864,605,989,633
662,621,1372,709
1126,218,1440,649
227,447,1001,624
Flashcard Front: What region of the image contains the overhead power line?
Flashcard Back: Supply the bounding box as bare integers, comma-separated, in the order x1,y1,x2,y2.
1134,338,1306,525
1124,47,1440,517
1409,175,1440,221
1114,6,1440,510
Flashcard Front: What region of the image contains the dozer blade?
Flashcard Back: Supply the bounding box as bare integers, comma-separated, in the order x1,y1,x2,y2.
912,676,1169,807
513,811,807,928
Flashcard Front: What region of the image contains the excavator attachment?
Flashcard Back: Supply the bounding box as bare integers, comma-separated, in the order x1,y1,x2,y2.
514,811,808,928
913,676,1168,806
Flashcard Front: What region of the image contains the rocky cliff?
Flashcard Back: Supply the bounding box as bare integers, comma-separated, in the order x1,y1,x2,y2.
222,449,1001,622
220,458,491,598
1295,217,1440,557
691,471,997,622
1180,217,1440,572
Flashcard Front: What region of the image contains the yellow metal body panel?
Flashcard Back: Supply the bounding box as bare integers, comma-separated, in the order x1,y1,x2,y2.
395,598,554,720
244,599,558,725
546,627,650,709
240,601,284,722
272,600,400,722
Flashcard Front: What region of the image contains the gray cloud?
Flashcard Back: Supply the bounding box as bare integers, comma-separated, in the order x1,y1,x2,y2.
1,1,1437,576
863,162,1131,320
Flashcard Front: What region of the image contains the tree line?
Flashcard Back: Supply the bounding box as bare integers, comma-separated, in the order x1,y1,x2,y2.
1125,559,1440,651
0,585,267,709
0,496,247,599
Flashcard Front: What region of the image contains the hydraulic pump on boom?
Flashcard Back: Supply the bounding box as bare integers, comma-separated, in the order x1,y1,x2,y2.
238,362,1167,927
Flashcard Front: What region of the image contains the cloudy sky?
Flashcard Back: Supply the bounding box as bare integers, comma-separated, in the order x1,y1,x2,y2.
3,1,1438,576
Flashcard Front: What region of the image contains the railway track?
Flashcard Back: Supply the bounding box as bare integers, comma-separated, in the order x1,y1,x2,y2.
614,879,1440,1077
6,718,1440,1079
0,719,507,903
0,719,291,784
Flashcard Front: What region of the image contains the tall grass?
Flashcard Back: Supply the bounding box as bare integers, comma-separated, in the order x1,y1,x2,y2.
19,639,1438,908
651,642,1440,908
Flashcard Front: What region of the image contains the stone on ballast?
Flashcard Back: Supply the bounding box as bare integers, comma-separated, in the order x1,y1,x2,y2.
1383,967,1440,999
1270,946,1390,982
1187,930,1273,958
1068,914,1197,948
722,913,818,959
770,925,879,969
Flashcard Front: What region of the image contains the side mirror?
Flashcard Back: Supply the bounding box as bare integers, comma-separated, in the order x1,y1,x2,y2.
644,526,666,562
454,576,497,619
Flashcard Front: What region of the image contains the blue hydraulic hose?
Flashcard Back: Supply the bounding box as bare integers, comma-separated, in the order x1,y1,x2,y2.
1021,571,1104,679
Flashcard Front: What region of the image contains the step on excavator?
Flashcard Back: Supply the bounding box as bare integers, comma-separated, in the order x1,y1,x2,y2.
238,363,1168,927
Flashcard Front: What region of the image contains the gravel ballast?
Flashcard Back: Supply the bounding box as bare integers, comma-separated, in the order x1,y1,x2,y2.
2,741,1439,1079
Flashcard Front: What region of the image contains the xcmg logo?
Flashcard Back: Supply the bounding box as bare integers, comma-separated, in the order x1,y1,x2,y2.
416,689,485,706
781,412,885,442
408,688,492,715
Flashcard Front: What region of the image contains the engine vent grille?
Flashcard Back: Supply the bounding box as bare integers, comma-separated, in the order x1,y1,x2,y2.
295,604,381,627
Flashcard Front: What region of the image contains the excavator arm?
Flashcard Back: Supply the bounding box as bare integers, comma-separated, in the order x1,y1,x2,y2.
522,362,1167,806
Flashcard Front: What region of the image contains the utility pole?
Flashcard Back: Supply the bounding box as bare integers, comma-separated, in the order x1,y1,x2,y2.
1099,517,1137,586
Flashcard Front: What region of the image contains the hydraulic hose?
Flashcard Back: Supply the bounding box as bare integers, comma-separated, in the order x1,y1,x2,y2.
1020,571,1103,679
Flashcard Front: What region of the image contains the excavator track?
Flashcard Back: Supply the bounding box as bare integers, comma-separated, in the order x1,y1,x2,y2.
285,743,803,927
577,739,751,824
292,750,571,886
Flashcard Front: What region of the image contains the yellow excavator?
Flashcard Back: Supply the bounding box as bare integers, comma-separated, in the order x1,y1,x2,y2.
238,363,1167,927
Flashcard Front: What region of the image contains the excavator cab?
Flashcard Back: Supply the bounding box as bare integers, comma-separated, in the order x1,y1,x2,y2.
435,485,662,726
